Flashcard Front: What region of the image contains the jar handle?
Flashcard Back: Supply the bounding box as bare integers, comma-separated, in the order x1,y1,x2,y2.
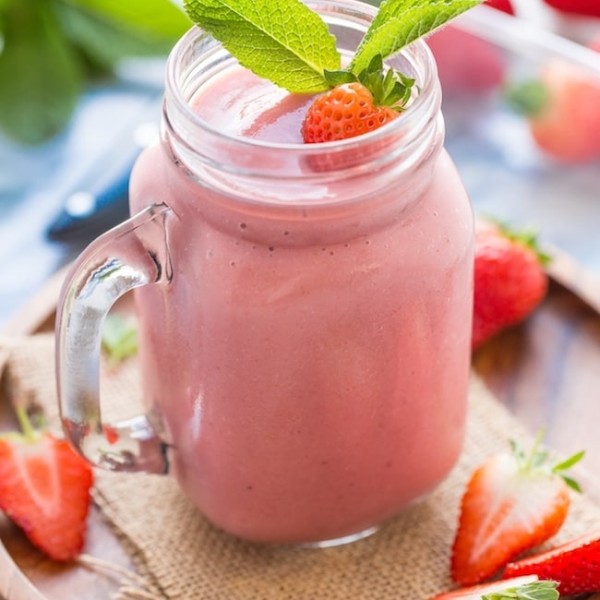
56,203,172,474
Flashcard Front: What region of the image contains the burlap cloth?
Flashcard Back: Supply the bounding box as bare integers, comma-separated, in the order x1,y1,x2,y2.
0,333,598,600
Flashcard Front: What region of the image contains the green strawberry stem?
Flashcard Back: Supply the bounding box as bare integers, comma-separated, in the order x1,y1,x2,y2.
488,219,552,266
0,406,47,444
482,580,559,600
15,405,37,443
325,55,416,112
510,433,584,493
505,80,549,117
520,430,545,472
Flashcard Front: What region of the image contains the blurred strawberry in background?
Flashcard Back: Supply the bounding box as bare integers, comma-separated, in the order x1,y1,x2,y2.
506,41,600,163
427,26,506,94
486,0,600,17
484,0,514,14
543,0,600,17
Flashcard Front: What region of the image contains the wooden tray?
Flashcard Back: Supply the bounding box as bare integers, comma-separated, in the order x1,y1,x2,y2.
1,249,600,599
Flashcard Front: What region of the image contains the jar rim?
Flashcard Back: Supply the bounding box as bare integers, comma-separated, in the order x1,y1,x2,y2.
164,0,440,156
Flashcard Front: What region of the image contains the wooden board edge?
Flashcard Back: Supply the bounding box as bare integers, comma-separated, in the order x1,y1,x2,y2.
544,243,600,315
0,538,47,600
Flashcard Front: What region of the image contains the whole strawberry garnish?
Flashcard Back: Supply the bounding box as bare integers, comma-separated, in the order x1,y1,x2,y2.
0,407,93,561
451,436,584,586
184,0,483,141
302,56,414,143
431,576,557,600
472,223,549,349
302,82,398,143
503,532,600,596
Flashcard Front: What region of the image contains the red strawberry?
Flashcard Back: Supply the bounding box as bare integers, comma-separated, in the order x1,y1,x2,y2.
503,531,600,595
451,436,583,586
0,408,94,561
302,55,414,143
472,223,549,350
543,0,600,17
431,576,555,600
530,60,600,163
427,26,506,95
506,49,600,163
302,82,398,143
484,0,514,14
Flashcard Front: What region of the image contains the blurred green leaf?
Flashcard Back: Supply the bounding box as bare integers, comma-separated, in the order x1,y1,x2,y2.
0,0,82,144
75,0,191,37
102,313,138,364
0,0,189,143
55,0,189,69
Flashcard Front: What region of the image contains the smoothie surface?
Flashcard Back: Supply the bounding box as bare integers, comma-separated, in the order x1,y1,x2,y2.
192,66,315,144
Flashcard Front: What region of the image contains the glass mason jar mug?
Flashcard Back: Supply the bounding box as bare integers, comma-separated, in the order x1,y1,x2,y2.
56,0,474,545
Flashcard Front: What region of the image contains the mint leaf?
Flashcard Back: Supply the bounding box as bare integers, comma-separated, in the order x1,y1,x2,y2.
324,70,358,87
350,0,483,74
184,0,340,93
56,0,190,70
0,1,82,144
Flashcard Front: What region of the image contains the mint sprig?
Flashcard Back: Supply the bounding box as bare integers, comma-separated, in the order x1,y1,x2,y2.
183,0,483,97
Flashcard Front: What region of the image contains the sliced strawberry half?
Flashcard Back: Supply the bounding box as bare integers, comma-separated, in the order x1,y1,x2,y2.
451,436,583,585
503,531,600,595
0,409,94,561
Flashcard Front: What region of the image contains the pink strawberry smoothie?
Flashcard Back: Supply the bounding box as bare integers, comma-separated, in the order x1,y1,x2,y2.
129,63,474,544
